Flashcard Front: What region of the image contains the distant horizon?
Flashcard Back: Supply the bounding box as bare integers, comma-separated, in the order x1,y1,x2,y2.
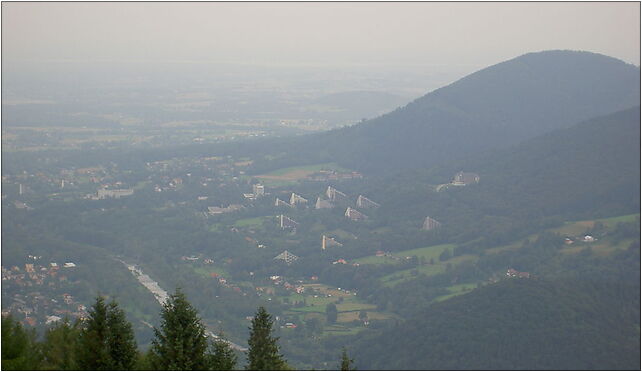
3,2,639,74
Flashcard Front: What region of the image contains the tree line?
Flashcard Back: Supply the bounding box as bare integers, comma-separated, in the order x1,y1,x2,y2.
2,288,355,370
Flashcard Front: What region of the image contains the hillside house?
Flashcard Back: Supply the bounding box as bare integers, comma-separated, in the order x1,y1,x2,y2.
279,215,300,230
315,197,334,209
326,186,348,201
289,193,308,205
322,235,343,250
345,207,368,221
208,204,243,215
275,198,293,208
356,195,380,208
506,268,530,278
422,216,442,231
252,184,265,197
452,171,480,186
582,235,596,242
97,188,134,199
274,250,299,265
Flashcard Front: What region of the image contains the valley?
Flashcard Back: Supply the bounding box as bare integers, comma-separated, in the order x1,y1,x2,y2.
2,50,639,370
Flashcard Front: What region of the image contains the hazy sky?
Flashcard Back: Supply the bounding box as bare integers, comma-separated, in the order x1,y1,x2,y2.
2,2,640,70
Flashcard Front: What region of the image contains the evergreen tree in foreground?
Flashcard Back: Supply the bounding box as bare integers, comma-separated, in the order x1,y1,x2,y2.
77,296,111,369
77,296,138,370
246,306,288,370
340,348,355,371
1,315,42,370
105,301,138,369
41,318,81,370
208,334,238,370
150,288,209,370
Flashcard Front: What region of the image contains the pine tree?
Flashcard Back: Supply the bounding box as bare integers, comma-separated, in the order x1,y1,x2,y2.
105,301,138,370
246,306,288,370
150,288,209,370
208,335,238,370
77,296,138,370
41,317,81,370
1,315,42,370
77,296,111,370
340,348,355,371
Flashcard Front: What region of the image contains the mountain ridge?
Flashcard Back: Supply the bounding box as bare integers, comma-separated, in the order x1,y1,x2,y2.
248,50,640,175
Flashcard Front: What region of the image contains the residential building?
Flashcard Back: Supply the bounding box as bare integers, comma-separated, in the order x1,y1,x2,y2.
280,215,299,230
322,235,343,250
97,188,134,199
252,184,265,197
207,204,244,215
422,216,442,231
289,193,308,205
356,195,380,208
274,250,299,265
452,171,480,186
275,198,293,208
345,207,367,221
326,186,348,201
315,197,334,209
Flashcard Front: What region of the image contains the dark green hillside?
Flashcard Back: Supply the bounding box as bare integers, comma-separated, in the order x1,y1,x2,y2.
351,275,641,370
467,106,641,219
248,50,640,174
328,106,640,255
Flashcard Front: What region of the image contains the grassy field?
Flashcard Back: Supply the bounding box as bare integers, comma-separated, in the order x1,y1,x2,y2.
551,213,640,236
337,310,389,322
255,163,351,186
379,254,477,287
598,213,640,226
354,243,455,265
433,283,477,303
192,265,229,278
282,284,383,326
486,213,640,254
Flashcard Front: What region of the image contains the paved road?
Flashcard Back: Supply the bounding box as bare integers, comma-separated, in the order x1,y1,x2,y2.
118,259,248,352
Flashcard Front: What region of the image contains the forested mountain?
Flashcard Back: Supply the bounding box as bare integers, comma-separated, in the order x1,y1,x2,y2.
328,106,640,255
248,50,640,174
463,106,641,219
350,273,640,370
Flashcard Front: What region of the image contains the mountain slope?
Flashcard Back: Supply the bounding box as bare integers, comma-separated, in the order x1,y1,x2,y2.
350,276,640,370
464,106,641,219
249,50,640,174
325,106,640,257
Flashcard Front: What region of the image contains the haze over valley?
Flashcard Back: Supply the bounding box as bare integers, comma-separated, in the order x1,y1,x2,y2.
1,2,640,370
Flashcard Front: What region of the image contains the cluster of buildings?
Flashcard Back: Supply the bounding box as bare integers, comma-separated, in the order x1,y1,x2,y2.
506,268,531,279
436,171,481,192
564,235,597,245
2,262,88,327
208,204,244,215
95,187,134,199
244,183,265,200
2,262,76,288
452,171,480,186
